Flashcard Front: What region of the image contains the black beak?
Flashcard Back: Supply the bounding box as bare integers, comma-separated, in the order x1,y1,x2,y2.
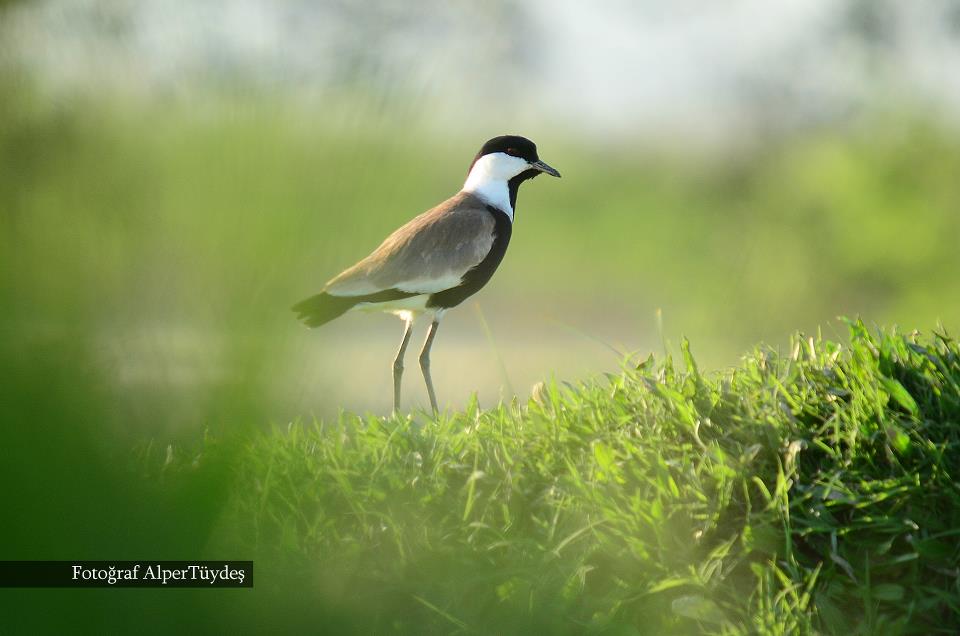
530,160,561,178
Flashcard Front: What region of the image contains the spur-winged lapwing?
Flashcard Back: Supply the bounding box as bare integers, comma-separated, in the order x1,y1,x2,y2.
293,135,560,414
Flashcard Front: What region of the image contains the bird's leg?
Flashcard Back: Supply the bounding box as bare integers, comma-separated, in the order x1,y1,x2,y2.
392,318,414,415
419,319,441,415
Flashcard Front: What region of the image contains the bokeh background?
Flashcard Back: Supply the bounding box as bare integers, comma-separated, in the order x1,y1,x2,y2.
2,0,960,630
4,1,960,422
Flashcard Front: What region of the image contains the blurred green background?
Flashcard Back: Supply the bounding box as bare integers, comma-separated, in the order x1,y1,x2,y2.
2,0,960,631
3,86,959,424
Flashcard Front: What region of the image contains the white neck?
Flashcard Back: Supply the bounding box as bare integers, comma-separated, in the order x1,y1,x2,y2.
461,153,529,221
463,176,512,220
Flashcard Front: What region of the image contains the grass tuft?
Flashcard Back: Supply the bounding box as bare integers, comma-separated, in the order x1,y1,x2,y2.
184,322,960,634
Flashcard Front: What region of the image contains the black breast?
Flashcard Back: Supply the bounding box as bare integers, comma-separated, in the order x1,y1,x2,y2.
427,206,512,310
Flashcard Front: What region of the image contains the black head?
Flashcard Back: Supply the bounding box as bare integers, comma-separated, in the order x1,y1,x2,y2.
467,134,561,179
477,135,540,163
463,134,561,215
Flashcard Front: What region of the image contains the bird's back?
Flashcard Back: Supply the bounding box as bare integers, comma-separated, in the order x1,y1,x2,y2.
293,192,504,327
324,191,498,297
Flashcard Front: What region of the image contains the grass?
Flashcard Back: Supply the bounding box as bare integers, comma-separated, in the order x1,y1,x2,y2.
147,321,960,634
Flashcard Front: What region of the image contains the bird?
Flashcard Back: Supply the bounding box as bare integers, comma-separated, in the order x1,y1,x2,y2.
292,135,560,414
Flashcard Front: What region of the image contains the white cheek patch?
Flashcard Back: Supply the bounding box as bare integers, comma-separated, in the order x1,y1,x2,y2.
462,153,530,219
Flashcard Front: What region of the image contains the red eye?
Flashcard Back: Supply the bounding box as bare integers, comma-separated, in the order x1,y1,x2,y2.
506,148,518,156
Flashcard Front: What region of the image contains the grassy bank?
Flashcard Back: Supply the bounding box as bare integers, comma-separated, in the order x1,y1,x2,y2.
156,322,959,634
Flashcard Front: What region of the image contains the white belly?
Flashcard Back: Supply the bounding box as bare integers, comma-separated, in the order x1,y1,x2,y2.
349,294,435,322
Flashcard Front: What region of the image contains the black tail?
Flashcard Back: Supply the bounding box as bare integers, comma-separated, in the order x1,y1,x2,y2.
292,288,419,328
292,293,357,328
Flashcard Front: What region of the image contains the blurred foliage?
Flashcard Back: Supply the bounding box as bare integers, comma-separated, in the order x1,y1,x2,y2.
2,88,959,368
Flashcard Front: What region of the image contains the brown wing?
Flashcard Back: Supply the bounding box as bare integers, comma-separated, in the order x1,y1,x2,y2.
324,192,496,297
